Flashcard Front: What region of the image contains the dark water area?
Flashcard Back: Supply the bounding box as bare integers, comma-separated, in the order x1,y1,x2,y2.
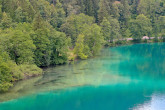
0,43,165,110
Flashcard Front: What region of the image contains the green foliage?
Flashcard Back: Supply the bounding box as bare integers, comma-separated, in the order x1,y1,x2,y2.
0,23,36,64
32,14,50,66
123,29,131,38
16,64,43,78
98,0,109,23
33,28,51,67
49,29,68,65
33,13,45,31
61,13,103,58
74,34,88,59
83,24,104,56
0,12,12,29
0,46,42,92
61,13,94,44
100,17,111,42
14,7,28,23
137,0,165,17
54,0,66,28
0,0,165,92
130,14,152,39
109,17,121,42
111,3,120,19
0,55,13,92
8,30,36,64
158,16,165,37
0,5,2,20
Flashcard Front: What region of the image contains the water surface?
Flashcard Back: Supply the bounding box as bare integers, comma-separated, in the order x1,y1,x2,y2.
0,43,165,110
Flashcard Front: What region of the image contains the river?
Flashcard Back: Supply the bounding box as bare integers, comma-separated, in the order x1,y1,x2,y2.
0,43,165,110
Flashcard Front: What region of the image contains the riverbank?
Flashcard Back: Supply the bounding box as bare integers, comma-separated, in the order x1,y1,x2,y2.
3,37,164,93
106,37,165,47
1,42,165,107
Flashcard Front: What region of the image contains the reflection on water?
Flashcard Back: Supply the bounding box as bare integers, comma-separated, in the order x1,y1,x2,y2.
0,43,165,110
133,93,165,110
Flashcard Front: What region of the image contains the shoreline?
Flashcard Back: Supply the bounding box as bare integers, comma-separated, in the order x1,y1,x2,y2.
5,38,165,93
0,41,165,102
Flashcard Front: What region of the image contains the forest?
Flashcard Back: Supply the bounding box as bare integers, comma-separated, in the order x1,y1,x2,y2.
0,0,165,92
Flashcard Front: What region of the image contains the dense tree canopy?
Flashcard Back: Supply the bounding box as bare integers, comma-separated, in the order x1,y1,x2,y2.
130,14,152,39
0,0,165,92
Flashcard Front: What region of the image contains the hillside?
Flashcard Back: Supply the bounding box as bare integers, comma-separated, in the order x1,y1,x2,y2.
0,0,165,92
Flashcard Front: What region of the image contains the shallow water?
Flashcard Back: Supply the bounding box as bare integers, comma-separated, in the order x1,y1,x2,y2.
0,43,165,110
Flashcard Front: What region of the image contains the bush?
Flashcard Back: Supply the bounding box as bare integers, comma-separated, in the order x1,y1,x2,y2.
0,54,43,92
0,82,13,92
11,63,43,81
0,54,13,92
0,62,13,92
18,64,43,79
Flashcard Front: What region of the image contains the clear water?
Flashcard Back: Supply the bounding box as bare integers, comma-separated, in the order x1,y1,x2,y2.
0,43,165,110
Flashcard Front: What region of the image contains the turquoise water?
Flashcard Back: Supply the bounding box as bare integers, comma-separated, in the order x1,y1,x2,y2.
0,43,165,110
